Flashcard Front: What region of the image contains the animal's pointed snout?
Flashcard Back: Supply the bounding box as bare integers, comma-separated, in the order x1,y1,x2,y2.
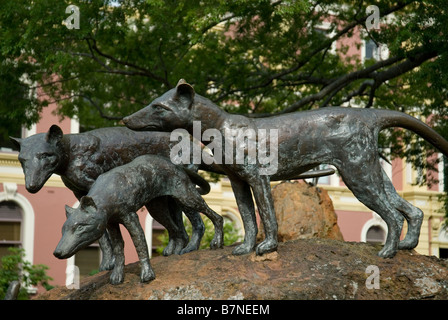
122,115,139,129
53,241,68,259
122,116,130,125
122,113,149,131
53,248,62,258
26,182,39,194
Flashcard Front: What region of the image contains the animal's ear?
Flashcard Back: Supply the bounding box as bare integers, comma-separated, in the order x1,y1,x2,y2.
175,79,195,105
46,125,63,145
9,137,22,150
65,205,76,219
80,196,97,211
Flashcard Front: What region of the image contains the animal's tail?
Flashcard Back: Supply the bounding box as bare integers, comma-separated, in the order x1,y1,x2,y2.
376,109,448,157
183,168,211,195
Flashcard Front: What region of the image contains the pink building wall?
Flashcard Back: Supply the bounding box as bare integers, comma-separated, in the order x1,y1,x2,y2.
25,185,77,286
35,99,71,134
335,210,372,242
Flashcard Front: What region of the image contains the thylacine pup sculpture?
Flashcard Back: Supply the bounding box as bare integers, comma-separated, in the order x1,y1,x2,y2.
53,154,224,284
123,79,448,258
10,126,209,269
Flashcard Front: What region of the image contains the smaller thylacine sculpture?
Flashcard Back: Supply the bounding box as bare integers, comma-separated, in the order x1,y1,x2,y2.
53,154,223,284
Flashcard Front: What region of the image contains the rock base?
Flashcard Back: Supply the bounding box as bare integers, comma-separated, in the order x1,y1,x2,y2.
35,239,448,300
259,181,344,242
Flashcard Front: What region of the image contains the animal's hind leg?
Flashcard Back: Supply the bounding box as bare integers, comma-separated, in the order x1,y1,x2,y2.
181,209,205,254
146,196,188,255
175,192,223,250
381,170,423,250
228,176,258,255
380,169,405,233
249,174,278,256
338,162,400,258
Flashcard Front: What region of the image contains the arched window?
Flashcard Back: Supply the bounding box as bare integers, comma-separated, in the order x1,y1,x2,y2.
361,212,388,244
0,201,23,263
366,225,386,244
0,186,35,265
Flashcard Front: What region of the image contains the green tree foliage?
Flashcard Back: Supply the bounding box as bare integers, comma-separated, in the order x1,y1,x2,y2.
1,1,448,205
0,247,53,299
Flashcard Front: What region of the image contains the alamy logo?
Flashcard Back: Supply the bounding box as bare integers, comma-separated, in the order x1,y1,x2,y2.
366,5,380,30
170,121,279,175
365,265,380,289
64,5,80,30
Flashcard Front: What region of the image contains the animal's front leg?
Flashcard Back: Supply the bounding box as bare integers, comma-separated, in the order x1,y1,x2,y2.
121,212,155,283
229,176,258,255
107,223,125,285
250,175,278,256
98,231,115,271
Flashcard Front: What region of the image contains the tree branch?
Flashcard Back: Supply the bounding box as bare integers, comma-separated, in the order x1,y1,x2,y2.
268,54,403,114
72,94,123,121
215,0,415,103
340,79,374,105
246,47,438,117
85,37,172,87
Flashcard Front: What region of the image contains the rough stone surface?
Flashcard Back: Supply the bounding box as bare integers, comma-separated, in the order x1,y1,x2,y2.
35,239,448,300
259,181,344,242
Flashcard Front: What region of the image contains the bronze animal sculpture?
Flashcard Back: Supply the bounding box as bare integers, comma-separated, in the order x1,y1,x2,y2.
11,124,333,263
10,126,211,270
123,79,448,258
54,154,223,284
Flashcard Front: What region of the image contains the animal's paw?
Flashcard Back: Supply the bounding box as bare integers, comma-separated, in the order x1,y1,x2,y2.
163,238,186,256
180,242,199,255
140,266,156,283
232,242,255,255
162,240,176,256
255,239,278,256
209,232,223,250
180,233,202,255
99,256,115,271
109,269,124,285
398,237,419,250
377,246,397,259
209,238,222,250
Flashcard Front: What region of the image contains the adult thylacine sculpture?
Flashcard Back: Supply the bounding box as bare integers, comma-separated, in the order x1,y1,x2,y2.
54,154,224,284
10,125,211,270
123,79,448,258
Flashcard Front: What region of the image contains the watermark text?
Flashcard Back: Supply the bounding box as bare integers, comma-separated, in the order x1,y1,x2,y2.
170,121,278,175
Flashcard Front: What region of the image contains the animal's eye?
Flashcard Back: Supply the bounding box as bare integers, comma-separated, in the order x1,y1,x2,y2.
153,104,169,112
77,225,87,233
37,152,50,159
38,153,57,163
